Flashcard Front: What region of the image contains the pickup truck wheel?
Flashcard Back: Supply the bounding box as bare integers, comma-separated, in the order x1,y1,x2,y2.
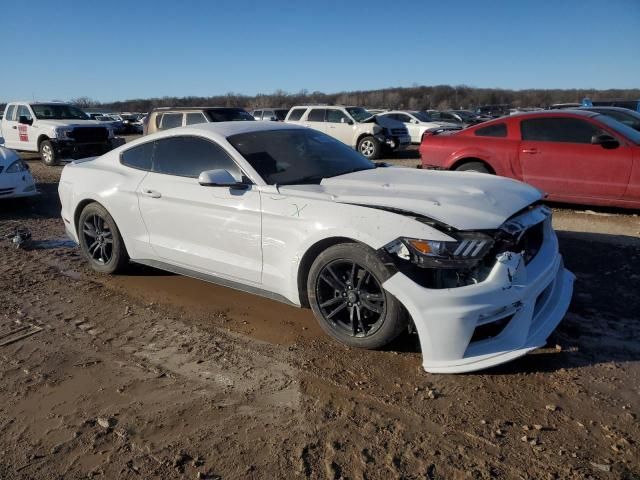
357,136,381,160
308,243,407,349
455,161,490,174
39,140,59,166
78,203,129,274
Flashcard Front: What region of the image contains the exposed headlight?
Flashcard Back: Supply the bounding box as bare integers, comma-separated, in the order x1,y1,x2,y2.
56,127,73,139
6,159,29,173
386,232,494,269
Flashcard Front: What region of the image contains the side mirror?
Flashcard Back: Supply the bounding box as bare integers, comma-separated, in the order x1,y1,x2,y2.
341,118,353,125
411,119,419,124
198,169,249,189
18,116,33,126
591,134,619,149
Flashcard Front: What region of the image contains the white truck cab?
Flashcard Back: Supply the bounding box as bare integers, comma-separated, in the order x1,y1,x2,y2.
1,102,123,165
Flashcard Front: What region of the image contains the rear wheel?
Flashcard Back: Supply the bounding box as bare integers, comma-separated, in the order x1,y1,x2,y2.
455,161,490,174
357,136,382,160
78,203,129,274
307,243,407,349
39,140,59,166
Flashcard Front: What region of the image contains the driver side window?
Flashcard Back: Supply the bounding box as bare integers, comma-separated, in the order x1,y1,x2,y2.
326,109,349,123
152,136,242,180
17,105,32,121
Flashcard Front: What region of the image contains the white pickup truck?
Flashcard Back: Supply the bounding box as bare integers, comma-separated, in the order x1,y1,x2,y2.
0,102,124,165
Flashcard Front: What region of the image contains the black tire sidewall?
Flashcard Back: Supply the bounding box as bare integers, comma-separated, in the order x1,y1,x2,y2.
78,203,128,274
456,161,489,174
358,136,381,160
307,243,406,349
39,140,59,166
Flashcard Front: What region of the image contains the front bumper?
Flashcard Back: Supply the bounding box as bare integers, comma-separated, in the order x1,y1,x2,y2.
376,134,411,151
50,138,119,160
0,173,38,199
383,221,574,373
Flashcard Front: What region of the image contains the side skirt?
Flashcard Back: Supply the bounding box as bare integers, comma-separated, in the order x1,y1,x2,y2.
132,258,301,308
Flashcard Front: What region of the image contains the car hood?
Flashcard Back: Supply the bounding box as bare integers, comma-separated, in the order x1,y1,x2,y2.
278,168,543,230
34,119,107,128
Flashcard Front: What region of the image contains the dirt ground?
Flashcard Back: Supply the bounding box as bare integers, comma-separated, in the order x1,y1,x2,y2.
0,147,639,480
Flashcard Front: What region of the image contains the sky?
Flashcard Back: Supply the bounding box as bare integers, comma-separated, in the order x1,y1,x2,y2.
1,0,638,103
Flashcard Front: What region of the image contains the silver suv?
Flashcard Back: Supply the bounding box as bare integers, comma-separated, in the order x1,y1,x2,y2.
285,105,410,159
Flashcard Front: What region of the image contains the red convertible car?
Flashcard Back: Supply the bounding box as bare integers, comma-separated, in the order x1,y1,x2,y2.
419,110,640,208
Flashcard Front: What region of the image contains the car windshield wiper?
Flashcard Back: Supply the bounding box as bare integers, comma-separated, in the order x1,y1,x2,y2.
283,174,326,185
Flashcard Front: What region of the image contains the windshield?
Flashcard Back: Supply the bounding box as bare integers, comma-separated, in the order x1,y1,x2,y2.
31,104,89,120
411,111,433,122
206,108,255,122
227,128,375,185
452,110,474,120
597,114,640,145
345,107,373,123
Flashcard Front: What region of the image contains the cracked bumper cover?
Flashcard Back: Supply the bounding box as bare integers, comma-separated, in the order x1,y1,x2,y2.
383,221,574,373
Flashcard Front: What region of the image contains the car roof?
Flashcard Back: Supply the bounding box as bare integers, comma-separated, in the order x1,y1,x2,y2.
150,106,246,113
157,120,302,138
504,109,600,120
579,106,636,113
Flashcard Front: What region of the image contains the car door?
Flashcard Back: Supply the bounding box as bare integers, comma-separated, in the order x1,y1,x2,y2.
2,105,20,148
137,135,262,283
303,108,327,134
14,105,37,151
519,116,633,199
325,109,354,145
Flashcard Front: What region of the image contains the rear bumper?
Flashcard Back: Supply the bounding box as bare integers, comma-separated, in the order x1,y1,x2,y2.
383,220,574,373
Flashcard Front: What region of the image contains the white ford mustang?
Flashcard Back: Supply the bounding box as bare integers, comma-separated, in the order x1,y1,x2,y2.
58,122,574,373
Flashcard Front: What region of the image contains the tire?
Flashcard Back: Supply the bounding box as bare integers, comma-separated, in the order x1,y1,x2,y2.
307,242,407,349
39,140,59,166
455,161,490,174
78,203,129,274
357,136,382,160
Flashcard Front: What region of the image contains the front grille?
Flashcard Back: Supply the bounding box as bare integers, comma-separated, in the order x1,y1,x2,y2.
391,128,408,135
0,187,15,196
68,127,109,143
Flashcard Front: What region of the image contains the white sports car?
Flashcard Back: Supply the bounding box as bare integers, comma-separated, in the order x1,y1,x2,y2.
0,144,37,199
58,122,574,373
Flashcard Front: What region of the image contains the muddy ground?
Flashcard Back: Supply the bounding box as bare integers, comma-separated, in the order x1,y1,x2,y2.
0,148,639,479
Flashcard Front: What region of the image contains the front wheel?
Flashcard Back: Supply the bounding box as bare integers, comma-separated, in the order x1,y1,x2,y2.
357,136,382,160
78,203,129,274
307,243,407,349
39,140,59,166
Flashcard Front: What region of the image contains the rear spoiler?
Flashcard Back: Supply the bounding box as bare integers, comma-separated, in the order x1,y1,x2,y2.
421,126,462,141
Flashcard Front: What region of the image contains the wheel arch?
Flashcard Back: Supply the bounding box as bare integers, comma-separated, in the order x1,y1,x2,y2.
73,198,132,254
296,236,360,308
450,157,495,174
37,134,52,149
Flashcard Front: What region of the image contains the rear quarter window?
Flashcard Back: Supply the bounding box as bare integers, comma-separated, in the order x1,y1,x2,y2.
120,141,155,171
475,123,507,137
159,113,184,130
287,108,306,121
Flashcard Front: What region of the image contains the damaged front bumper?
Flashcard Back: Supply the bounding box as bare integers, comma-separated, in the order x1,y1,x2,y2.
383,221,574,373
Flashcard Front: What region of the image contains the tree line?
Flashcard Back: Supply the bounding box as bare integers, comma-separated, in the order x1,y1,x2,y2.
4,85,640,113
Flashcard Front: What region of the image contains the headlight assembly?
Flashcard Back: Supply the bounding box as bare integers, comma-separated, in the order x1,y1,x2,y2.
385,232,494,269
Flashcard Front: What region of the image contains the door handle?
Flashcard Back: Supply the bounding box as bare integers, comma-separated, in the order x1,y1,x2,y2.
141,189,162,198
521,148,539,154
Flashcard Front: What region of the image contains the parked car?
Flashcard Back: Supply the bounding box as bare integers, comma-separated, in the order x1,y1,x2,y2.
579,106,640,132
474,105,510,118
120,114,143,134
95,116,124,135
446,110,488,126
420,110,640,208
285,105,410,159
0,143,37,199
144,107,254,135
548,103,581,110
58,121,574,373
0,102,123,166
377,110,460,144
252,109,289,121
